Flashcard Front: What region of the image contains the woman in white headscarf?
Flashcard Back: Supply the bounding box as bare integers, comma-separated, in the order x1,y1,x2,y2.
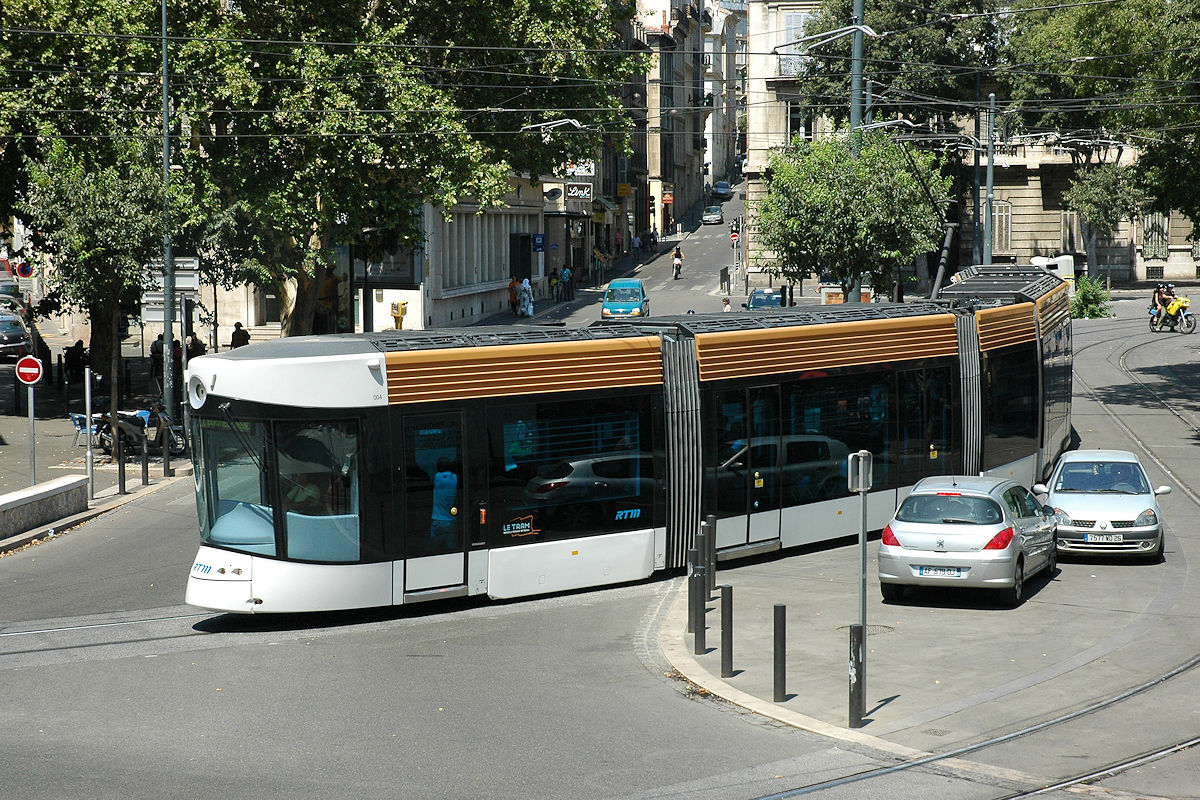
517,278,534,317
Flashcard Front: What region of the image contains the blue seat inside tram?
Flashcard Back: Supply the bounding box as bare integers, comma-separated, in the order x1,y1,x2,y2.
285,512,360,562
210,500,276,555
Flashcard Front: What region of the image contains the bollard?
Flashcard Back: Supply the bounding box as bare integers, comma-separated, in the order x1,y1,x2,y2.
696,528,708,598
849,623,866,728
686,548,698,634
57,353,64,389
116,421,127,495
700,515,710,592
773,603,786,702
720,584,733,678
141,434,150,486
693,564,706,655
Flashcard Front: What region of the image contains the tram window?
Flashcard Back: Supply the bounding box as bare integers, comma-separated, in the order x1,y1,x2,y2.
982,344,1038,470
197,419,276,556
782,373,890,498
275,421,360,562
489,396,656,543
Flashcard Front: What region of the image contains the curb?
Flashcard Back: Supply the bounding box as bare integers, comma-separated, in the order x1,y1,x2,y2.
0,471,192,556
657,578,1044,787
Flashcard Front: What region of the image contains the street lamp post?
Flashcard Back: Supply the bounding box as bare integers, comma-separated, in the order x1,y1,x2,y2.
984,92,996,266
161,0,176,430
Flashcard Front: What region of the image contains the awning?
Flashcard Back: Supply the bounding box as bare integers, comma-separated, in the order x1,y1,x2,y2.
593,197,620,212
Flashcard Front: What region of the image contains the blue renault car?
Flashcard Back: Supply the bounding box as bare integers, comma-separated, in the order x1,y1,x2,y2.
601,278,650,320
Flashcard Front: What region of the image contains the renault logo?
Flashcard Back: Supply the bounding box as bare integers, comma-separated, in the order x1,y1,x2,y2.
1100,522,1108,530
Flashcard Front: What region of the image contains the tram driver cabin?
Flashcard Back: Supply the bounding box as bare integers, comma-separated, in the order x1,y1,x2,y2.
183,265,1072,613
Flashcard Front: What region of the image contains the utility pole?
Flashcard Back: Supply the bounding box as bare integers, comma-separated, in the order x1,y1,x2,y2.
161,0,176,418
847,0,867,303
983,92,995,266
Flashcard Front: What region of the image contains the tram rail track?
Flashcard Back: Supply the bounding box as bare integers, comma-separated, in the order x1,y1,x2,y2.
748,320,1200,799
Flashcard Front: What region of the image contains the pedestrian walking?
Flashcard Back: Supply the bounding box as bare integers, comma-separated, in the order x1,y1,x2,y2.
517,278,534,317
508,277,520,316
632,234,641,260
549,268,561,302
722,298,731,312
561,265,573,300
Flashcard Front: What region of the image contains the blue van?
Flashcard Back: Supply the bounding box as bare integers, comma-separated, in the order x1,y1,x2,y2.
601,278,650,320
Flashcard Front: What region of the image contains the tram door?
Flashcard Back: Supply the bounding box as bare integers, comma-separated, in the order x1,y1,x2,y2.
399,413,468,593
713,386,781,549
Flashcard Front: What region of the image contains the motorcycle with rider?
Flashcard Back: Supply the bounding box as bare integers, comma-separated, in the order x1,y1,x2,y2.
1150,283,1196,334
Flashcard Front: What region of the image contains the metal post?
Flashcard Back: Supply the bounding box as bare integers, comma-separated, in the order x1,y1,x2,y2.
160,0,176,423
983,92,995,266
694,563,707,655
695,528,707,596
141,433,150,486
700,515,710,592
720,584,733,678
773,604,786,702
84,367,94,499
687,548,698,633
27,384,35,486
849,623,865,728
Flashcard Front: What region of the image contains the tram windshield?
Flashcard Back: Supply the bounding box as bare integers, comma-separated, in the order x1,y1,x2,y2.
194,417,360,562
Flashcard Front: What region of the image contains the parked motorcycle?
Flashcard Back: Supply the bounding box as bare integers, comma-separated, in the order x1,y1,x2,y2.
1149,296,1196,334
97,403,187,457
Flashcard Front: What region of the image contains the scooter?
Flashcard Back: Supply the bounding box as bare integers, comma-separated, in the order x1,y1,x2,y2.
1149,296,1196,334
96,403,187,457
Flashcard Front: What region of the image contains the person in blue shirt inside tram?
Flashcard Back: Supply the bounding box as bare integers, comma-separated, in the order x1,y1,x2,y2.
430,457,460,550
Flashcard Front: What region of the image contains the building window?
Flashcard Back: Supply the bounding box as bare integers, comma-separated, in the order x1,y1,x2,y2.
1143,211,1169,260
993,200,1012,255
777,11,811,76
1060,210,1081,253
788,102,813,142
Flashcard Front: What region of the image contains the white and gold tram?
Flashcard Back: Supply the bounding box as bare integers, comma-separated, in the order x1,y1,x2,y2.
183,265,1072,613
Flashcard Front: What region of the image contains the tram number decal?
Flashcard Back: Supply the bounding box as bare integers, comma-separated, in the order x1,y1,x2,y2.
503,515,539,537
192,561,213,575
615,508,641,521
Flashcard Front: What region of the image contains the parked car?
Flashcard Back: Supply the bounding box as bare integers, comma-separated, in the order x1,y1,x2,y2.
0,311,32,361
0,294,25,318
601,278,650,320
712,180,733,200
701,205,724,225
878,475,1058,606
0,280,21,300
1035,449,1170,560
743,288,783,311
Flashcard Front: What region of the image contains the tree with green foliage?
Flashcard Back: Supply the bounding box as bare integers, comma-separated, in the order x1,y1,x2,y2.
166,0,644,334
1064,163,1142,275
2,0,645,337
753,132,950,296
792,0,1003,130
20,138,164,423
1069,274,1113,320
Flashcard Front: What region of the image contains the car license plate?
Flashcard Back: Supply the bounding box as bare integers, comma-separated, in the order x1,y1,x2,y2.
1086,533,1123,543
919,566,960,577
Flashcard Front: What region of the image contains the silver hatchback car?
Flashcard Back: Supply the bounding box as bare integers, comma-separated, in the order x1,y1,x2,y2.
878,476,1057,606
1034,449,1170,559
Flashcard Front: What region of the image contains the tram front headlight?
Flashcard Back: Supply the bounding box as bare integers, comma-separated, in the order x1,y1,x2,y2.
188,374,208,410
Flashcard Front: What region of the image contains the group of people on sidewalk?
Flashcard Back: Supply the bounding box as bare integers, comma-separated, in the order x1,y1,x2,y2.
507,268,579,319
631,228,659,261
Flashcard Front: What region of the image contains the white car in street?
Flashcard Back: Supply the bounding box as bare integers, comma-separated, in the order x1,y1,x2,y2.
1035,449,1170,560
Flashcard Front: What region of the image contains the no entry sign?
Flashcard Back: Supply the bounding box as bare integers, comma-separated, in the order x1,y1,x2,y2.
16,355,43,385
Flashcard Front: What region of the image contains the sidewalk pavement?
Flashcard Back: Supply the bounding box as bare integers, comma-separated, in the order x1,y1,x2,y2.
1,322,192,552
